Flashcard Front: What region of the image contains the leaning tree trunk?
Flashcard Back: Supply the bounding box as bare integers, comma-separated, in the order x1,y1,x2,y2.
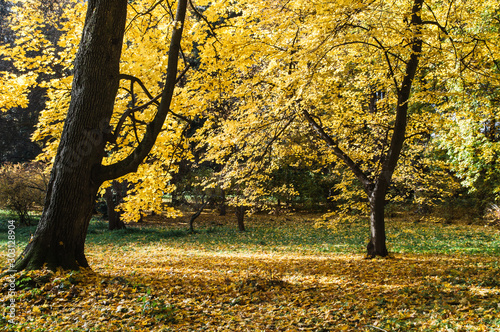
9,0,188,272
11,0,128,271
188,200,208,233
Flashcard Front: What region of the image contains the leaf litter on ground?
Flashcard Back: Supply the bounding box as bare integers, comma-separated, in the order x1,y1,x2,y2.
0,214,499,331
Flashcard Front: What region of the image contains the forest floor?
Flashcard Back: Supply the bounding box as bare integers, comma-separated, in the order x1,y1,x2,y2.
0,211,499,331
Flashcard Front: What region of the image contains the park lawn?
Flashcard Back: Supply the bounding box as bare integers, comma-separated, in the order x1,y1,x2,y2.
0,213,499,331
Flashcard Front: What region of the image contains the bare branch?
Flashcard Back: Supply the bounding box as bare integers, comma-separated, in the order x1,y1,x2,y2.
119,74,159,102
112,92,162,140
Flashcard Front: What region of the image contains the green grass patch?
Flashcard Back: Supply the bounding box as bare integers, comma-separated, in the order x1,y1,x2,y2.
1,214,499,259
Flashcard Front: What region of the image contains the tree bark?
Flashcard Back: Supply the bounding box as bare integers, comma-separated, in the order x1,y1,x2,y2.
366,191,388,257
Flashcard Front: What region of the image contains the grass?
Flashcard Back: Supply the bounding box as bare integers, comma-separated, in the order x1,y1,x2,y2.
84,217,367,255
83,213,500,256
0,212,499,331
2,211,500,257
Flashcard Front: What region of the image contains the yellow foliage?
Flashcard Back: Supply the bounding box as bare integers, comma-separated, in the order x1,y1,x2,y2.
187,0,500,218
5,0,500,222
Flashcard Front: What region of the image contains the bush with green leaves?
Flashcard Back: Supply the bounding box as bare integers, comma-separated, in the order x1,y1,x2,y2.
0,162,47,225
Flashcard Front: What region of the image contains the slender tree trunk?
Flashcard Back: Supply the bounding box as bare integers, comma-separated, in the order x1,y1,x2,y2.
189,200,209,233
235,206,246,232
105,182,126,230
366,191,388,257
218,189,226,216
11,0,128,271
105,187,118,230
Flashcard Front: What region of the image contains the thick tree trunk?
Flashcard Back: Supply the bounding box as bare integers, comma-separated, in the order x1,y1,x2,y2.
11,0,127,271
7,0,188,273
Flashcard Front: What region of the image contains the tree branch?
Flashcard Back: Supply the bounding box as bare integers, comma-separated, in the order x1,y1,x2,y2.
301,108,373,193
189,0,220,43
98,0,189,182
113,64,192,140
119,74,159,102
375,0,423,193
371,36,400,94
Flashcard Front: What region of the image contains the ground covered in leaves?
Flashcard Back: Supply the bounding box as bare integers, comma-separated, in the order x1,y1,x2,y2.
1,213,499,331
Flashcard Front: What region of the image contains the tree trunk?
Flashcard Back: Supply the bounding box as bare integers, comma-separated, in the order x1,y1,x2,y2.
105,182,126,231
366,191,388,258
218,190,226,216
189,200,209,233
235,206,246,232
7,0,188,273
11,0,128,271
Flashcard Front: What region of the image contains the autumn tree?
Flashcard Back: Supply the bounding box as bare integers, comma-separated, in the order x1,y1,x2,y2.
0,0,38,163
185,0,498,257
104,181,127,230
437,5,500,214
185,0,423,257
0,1,78,163
0,162,47,225
5,0,189,271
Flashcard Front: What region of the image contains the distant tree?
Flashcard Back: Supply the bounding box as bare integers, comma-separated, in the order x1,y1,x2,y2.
104,181,127,230
0,162,47,225
188,0,499,257
0,0,76,163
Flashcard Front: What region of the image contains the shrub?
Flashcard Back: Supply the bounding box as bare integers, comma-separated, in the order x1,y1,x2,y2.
484,204,500,228
0,162,47,225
